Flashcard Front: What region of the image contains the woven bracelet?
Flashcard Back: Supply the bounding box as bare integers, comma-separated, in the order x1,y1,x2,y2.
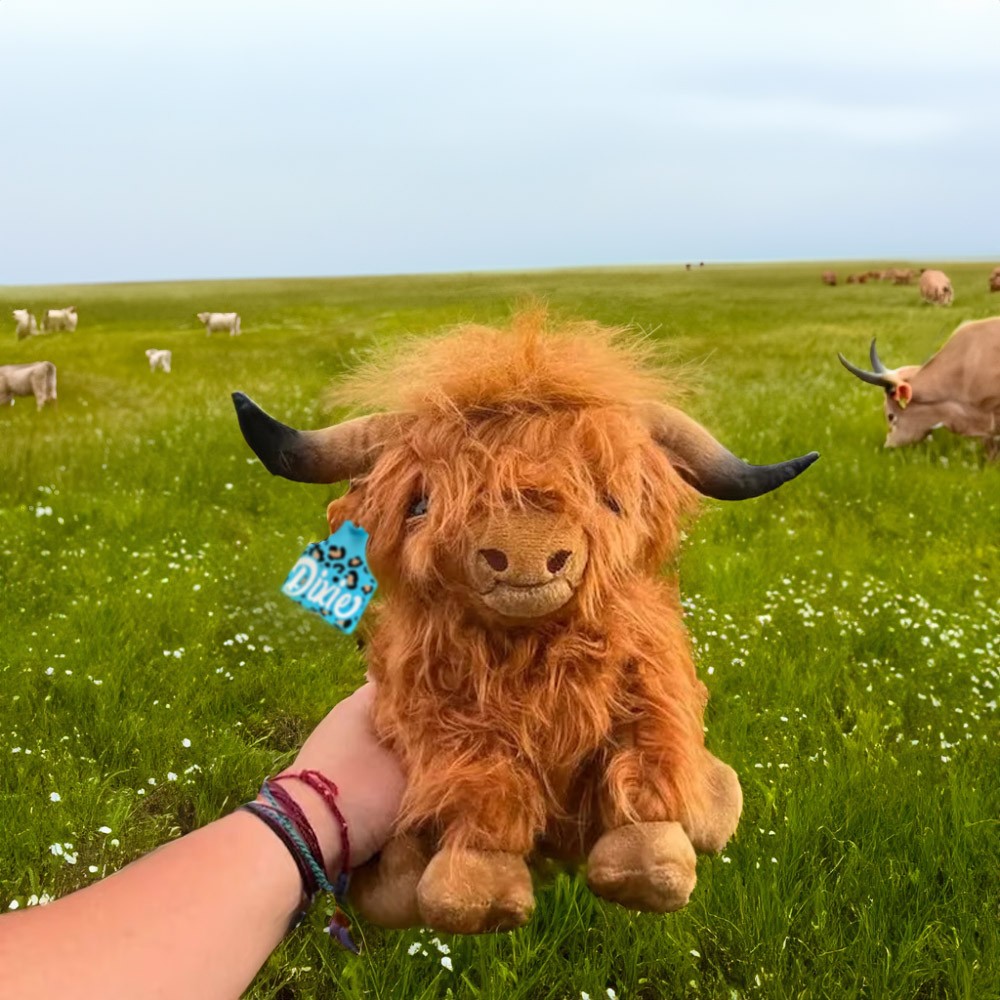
244,774,359,953
274,769,352,894
260,781,325,874
241,801,317,931
259,783,337,896
271,771,356,950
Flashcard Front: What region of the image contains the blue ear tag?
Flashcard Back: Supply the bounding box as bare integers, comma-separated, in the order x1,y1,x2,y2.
281,522,377,634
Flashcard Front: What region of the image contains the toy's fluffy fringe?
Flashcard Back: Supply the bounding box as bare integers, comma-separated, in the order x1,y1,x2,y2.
330,303,685,417
327,307,713,858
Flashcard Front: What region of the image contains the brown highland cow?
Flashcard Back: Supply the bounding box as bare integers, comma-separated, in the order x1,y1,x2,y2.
234,310,818,934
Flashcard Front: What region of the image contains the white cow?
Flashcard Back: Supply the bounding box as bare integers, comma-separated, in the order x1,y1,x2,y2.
13,309,39,340
0,361,57,410
919,270,953,306
197,312,241,336
146,349,172,373
41,306,78,332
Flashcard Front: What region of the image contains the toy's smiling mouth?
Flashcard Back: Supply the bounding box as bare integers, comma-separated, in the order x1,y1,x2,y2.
479,578,574,618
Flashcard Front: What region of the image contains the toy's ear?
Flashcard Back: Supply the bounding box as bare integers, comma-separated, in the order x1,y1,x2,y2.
891,382,913,408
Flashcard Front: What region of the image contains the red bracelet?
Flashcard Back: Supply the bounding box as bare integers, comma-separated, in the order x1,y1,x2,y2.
273,770,352,895
253,771,358,952
262,781,325,873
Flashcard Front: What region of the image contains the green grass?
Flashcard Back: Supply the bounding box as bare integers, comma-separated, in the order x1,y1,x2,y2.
1,263,998,999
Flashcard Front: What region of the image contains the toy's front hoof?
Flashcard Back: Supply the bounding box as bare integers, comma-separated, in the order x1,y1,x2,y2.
587,821,696,913
684,754,743,855
417,845,535,934
350,833,431,929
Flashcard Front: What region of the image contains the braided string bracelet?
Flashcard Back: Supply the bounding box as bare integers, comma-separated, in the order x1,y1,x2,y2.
240,772,358,952
272,770,354,942
275,770,352,895
241,801,318,929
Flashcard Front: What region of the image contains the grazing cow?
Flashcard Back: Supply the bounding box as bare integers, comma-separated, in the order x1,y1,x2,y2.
838,319,1000,456
234,310,819,933
919,269,953,306
41,307,78,332
197,312,241,336
12,310,39,341
857,274,869,284
989,266,1000,293
865,270,883,281
0,361,58,410
846,274,858,284
145,349,172,373
821,271,837,286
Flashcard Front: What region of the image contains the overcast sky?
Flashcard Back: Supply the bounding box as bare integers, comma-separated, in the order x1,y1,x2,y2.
1,0,998,285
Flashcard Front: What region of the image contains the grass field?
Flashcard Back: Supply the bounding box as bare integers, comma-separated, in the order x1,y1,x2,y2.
1,262,998,999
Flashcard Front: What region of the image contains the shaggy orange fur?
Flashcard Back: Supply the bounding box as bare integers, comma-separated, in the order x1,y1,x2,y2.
325,308,720,861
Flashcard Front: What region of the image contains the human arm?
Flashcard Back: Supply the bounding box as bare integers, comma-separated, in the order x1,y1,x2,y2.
0,684,405,1000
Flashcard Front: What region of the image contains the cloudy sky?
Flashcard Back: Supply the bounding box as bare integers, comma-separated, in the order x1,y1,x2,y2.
1,0,997,284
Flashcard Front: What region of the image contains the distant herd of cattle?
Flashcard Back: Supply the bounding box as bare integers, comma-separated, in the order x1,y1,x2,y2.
12,308,242,342
1,310,242,410
822,264,1000,306
5,282,1000,458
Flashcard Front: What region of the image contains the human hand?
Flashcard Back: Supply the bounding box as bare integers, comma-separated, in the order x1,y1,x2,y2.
278,684,406,873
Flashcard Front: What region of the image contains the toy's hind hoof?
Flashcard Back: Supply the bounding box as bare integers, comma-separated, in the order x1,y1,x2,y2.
350,833,431,929
684,753,743,855
587,821,696,913
417,845,534,934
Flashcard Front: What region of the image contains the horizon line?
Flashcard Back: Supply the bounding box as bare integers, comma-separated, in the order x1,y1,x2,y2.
3,255,998,292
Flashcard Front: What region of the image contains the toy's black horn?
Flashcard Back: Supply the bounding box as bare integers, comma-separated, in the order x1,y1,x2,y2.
231,392,398,484
643,402,819,501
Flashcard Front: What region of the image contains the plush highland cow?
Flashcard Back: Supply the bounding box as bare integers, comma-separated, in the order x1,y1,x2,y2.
234,310,818,934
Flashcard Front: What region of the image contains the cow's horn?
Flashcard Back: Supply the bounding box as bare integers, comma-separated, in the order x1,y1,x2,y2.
232,392,400,483
837,351,897,391
868,338,889,374
837,350,899,391
642,402,819,501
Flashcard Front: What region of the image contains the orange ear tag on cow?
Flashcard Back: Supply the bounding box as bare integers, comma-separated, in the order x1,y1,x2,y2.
893,383,913,409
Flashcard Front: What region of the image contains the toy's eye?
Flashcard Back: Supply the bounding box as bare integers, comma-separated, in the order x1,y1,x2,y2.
407,495,428,518
603,494,622,515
